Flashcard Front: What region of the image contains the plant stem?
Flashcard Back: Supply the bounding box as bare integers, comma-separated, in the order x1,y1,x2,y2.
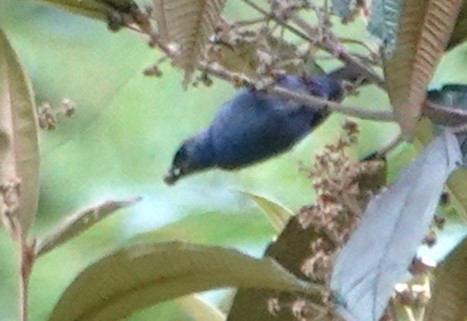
19,239,33,321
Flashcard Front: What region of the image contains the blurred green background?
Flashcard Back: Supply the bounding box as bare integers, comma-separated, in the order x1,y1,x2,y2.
0,1,466,320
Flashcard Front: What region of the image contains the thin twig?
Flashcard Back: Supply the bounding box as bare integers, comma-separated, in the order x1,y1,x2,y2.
17,228,34,321
200,62,394,121
241,0,385,88
240,0,316,43
289,13,386,88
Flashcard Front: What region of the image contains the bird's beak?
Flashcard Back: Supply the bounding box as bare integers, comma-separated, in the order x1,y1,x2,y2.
163,167,182,185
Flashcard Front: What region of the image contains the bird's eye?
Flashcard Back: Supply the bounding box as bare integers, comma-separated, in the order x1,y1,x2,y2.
173,146,187,165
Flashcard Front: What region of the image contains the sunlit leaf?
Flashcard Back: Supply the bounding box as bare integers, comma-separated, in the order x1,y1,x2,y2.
239,191,293,232
384,0,463,138
35,0,136,21
49,242,317,321
177,295,225,321
152,0,226,86
331,130,462,321
424,236,467,321
0,29,40,240
35,197,141,257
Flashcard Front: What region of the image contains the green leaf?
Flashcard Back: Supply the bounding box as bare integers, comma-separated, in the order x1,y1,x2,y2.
424,237,467,321
35,197,141,257
35,0,135,21
239,192,293,232
48,242,319,321
176,295,225,321
0,29,40,240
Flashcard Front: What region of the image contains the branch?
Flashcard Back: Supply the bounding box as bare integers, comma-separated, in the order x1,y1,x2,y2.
289,13,386,89
200,63,394,121
241,0,385,88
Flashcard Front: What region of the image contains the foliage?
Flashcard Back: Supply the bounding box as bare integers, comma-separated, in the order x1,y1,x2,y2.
0,1,467,321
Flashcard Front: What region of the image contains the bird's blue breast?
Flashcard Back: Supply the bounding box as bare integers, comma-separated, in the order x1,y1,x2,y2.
208,85,325,169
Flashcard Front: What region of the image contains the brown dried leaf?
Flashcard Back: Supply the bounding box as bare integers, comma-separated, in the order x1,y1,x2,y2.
152,0,226,86
384,0,463,139
0,29,40,240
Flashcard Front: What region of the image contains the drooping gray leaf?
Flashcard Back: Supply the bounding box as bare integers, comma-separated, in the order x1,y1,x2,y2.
331,130,462,321
367,0,402,56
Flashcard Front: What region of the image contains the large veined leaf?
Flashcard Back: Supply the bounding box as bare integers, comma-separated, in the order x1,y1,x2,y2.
35,197,140,257
331,130,462,321
152,0,226,86
0,29,40,240
384,0,463,139
35,0,136,21
48,242,316,321
424,236,467,321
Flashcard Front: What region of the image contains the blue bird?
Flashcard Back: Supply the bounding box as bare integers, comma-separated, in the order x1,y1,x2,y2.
164,74,344,185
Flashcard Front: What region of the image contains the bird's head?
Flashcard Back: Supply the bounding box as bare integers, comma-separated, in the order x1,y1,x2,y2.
163,133,214,185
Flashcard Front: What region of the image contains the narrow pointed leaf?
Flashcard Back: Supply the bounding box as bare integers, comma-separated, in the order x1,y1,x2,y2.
424,236,467,321
384,0,463,138
177,295,225,321
152,0,226,85
35,197,141,257
239,192,293,232
331,130,462,321
48,242,316,321
0,29,40,240
35,0,136,21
